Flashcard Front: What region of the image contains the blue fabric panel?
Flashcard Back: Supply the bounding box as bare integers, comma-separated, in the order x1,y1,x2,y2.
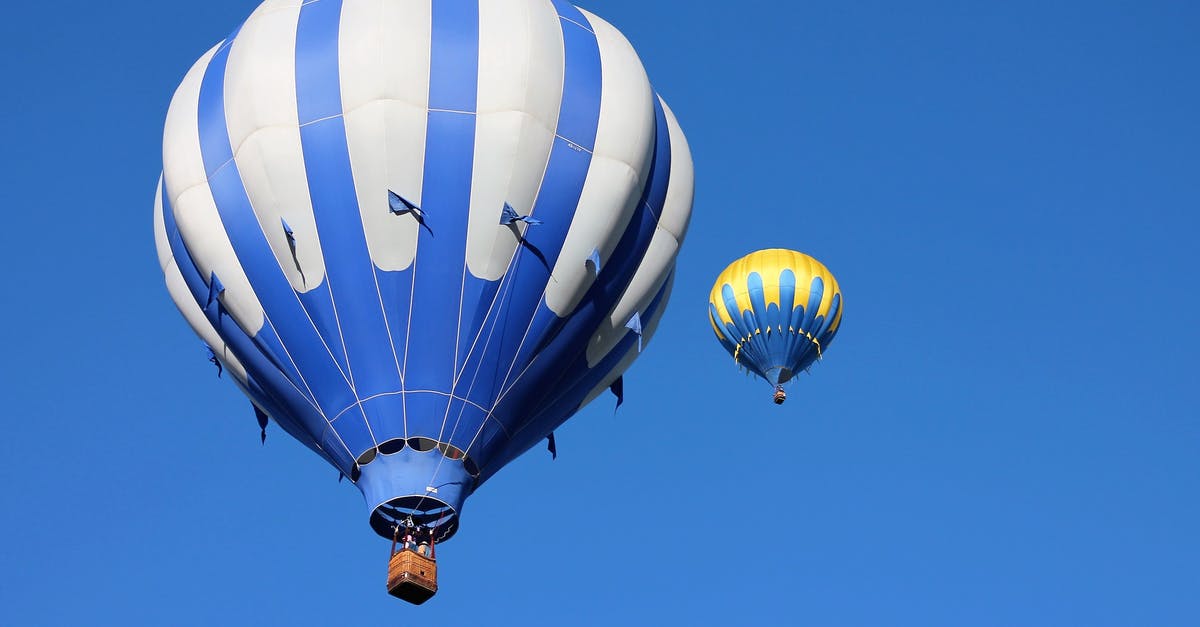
355,393,405,444
479,99,672,446
709,303,738,357
243,323,304,392
455,271,515,386
403,391,451,439
452,273,512,392
320,426,355,471
803,276,824,333
195,36,356,417
292,284,351,370
357,446,474,518
551,2,601,151
441,397,503,457
428,0,479,112
474,137,592,398
484,273,674,478
241,374,329,460
720,284,749,340
373,265,415,410
747,272,774,372
402,1,481,395
500,273,672,470
456,12,602,407
815,293,841,345
778,269,798,365
638,99,674,222
161,186,338,467
294,0,343,124
406,110,476,393
329,403,377,460
818,293,843,347
295,0,403,401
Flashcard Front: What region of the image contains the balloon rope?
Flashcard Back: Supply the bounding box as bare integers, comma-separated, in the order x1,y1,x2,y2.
409,243,526,521
429,241,475,451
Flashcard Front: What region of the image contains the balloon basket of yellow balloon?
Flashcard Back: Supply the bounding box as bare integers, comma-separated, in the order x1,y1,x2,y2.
387,548,438,604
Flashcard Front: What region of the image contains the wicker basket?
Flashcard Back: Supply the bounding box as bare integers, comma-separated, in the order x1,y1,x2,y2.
387,549,438,604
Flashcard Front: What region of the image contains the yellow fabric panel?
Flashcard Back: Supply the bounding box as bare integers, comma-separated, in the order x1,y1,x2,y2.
708,249,841,327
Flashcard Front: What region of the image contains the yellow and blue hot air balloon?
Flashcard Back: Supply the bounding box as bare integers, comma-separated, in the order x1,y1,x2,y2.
708,249,843,404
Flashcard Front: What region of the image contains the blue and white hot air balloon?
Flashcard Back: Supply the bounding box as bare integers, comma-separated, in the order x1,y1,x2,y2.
153,0,693,583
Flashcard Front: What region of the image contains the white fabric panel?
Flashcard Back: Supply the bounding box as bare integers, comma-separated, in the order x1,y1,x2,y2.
579,275,673,406
162,44,266,334
657,98,694,241
224,6,325,293
173,185,267,335
584,98,694,366
584,227,679,365
153,177,173,271
545,9,655,316
466,0,564,280
341,0,431,271
164,260,251,386
155,179,250,385
247,0,304,15
162,45,219,205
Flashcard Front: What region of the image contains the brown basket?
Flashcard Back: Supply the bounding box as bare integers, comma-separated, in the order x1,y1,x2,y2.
387,549,438,604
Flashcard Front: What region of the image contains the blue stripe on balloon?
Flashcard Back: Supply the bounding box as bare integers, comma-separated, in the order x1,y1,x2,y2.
495,97,672,407
461,8,603,409
485,271,675,478
550,2,602,151
747,272,777,378
479,97,673,447
372,268,415,441
295,0,403,409
195,33,356,419
443,396,503,457
803,276,824,333
709,303,739,357
778,269,798,365
818,293,843,347
741,308,768,376
405,0,480,414
429,0,479,112
294,0,343,125
789,303,806,335
719,284,747,340
329,408,376,462
320,427,355,471
161,184,336,465
454,278,506,377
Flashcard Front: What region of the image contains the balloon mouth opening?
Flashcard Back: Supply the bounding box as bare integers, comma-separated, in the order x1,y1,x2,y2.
370,495,460,543
770,367,794,385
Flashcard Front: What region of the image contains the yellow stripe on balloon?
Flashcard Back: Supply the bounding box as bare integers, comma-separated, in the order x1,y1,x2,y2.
708,249,841,329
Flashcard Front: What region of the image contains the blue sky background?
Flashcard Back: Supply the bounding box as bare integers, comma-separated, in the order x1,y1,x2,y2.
2,1,1198,624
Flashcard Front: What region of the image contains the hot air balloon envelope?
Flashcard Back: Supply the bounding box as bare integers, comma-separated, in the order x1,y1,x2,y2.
155,0,694,542
708,249,843,395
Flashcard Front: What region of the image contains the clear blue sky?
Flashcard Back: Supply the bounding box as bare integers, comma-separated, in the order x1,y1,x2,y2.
2,1,1198,625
